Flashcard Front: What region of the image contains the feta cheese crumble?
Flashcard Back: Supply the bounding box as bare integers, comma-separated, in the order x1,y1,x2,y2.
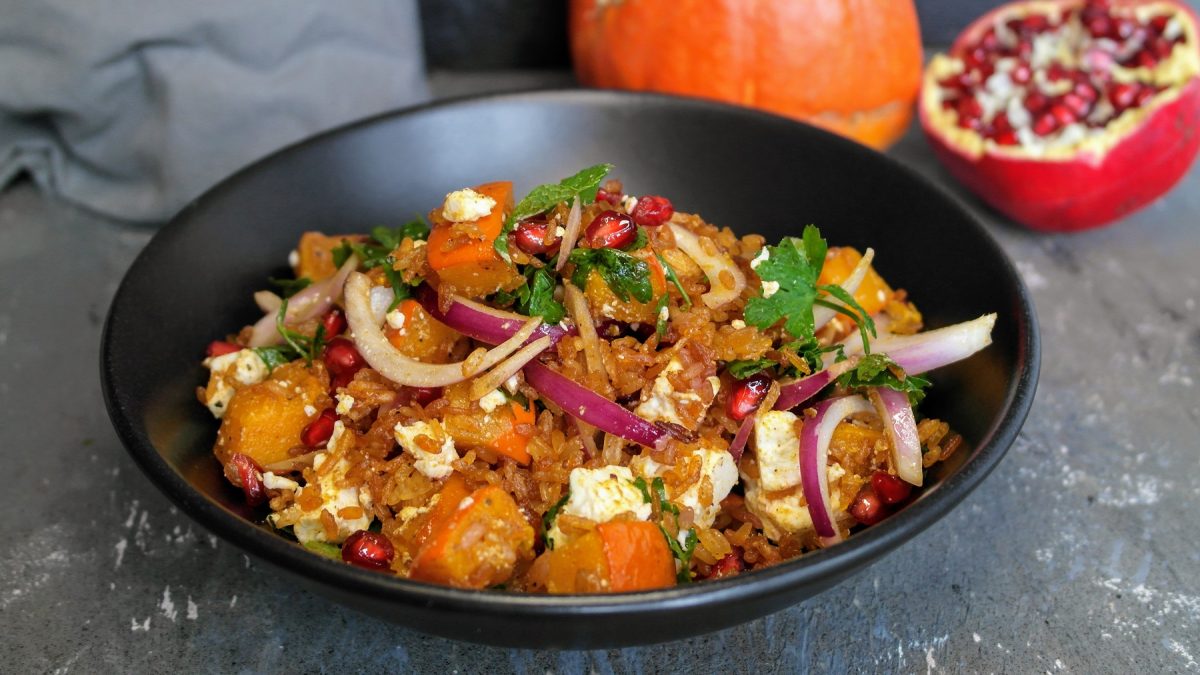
335,392,355,415
546,465,651,548
385,308,407,330
761,280,781,298
267,422,373,544
202,349,269,418
750,247,770,270
478,389,508,413
442,188,496,223
753,410,802,492
630,443,737,531
393,420,459,479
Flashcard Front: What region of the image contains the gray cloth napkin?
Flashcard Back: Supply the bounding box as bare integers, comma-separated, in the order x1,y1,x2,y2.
0,1,429,223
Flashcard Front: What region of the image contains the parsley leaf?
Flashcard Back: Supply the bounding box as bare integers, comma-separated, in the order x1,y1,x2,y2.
657,253,692,310
569,248,654,303
265,299,328,367
726,358,775,379
659,526,699,583
269,276,312,298
514,267,565,324
541,491,571,550
495,163,615,260
836,353,931,405
743,227,825,341
815,283,876,356
632,477,652,504
651,477,679,516
654,294,670,339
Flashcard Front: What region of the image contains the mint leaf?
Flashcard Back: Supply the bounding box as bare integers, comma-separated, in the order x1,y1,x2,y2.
515,267,565,324
836,353,931,405
333,218,429,269
627,226,649,252
632,477,652,504
726,358,775,379
253,345,297,372
495,164,615,260
272,299,327,367
569,248,653,303
659,525,698,583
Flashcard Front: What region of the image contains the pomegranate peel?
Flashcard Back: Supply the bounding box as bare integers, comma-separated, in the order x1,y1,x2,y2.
920,0,1200,232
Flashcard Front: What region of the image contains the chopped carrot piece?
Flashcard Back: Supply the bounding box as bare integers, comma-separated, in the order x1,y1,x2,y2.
817,247,894,316
414,474,472,549
489,400,536,465
409,485,535,589
426,181,522,297
544,521,676,593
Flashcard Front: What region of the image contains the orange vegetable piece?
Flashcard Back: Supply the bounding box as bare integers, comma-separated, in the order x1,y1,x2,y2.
295,232,359,282
583,247,668,324
214,362,329,468
414,474,472,549
409,485,535,589
427,181,522,298
489,400,536,465
384,299,463,364
817,247,894,316
545,521,676,594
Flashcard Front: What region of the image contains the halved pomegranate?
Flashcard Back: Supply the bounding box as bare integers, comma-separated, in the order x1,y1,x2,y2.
920,0,1200,231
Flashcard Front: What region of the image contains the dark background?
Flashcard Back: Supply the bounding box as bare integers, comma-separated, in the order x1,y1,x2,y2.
418,0,1004,69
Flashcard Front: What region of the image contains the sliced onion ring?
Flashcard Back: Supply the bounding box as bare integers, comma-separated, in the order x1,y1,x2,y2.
415,284,574,347
799,394,874,544
668,224,746,309
248,255,359,347
868,313,996,375
727,414,755,462
468,336,552,400
523,361,668,450
812,247,874,331
254,290,283,314
773,359,857,411
869,387,923,487
345,272,545,387
555,196,583,272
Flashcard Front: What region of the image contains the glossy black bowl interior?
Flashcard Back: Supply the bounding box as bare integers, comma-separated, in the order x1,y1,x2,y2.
101,90,1039,648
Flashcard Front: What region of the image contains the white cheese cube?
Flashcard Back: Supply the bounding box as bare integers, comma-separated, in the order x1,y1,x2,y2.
753,410,802,492
441,188,496,222
393,420,459,480
546,465,651,548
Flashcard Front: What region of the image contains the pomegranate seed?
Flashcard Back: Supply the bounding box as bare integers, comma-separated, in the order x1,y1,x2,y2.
727,372,772,421
871,471,913,505
994,130,1020,146
399,386,442,406
963,46,988,70
849,484,890,526
1085,14,1112,38
992,111,1013,133
595,187,621,205
1046,63,1070,81
513,216,561,256
708,548,746,579
1150,15,1171,34
1108,82,1138,110
1010,62,1032,85
957,96,983,120
341,530,395,571
206,340,241,358
938,73,972,91
1016,40,1033,60
1135,86,1158,107
630,195,674,227
979,29,999,51
1024,91,1049,113
941,98,958,111
583,210,637,249
1134,50,1159,69
300,409,338,448
321,309,347,338
1062,93,1092,118
1151,37,1173,60
324,337,364,377
1073,81,1098,103
1050,102,1078,126
228,453,267,506
1110,17,1137,40
1019,15,1049,33
1032,112,1060,136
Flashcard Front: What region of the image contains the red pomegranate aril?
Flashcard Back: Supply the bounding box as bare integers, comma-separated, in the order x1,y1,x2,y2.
994,129,1020,145
871,471,913,505
1151,14,1171,34
1024,91,1049,113
300,409,338,448
957,96,983,120
727,372,772,421
1151,37,1174,60
1108,82,1138,110
513,217,561,256
1010,62,1032,84
707,548,745,579
849,484,890,526
595,187,621,205
939,73,973,91
1073,81,1098,103
206,340,242,358
1032,111,1060,136
1046,63,1070,82
228,453,267,506
324,337,365,377
1110,17,1138,40
341,530,395,571
1016,39,1034,59
1133,50,1159,69
1050,102,1078,127
1085,13,1113,38
583,210,637,249
1135,85,1158,107
979,28,1000,51
321,309,347,338
992,111,1013,133
964,46,989,70
1063,93,1092,118
630,195,675,227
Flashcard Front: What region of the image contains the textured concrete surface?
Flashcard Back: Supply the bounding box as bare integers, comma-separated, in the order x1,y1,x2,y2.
2,75,1199,673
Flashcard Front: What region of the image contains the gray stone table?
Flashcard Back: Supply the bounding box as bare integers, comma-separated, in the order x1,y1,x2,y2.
3,73,1198,673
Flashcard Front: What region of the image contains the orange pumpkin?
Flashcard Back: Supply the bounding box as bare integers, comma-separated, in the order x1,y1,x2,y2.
568,0,923,149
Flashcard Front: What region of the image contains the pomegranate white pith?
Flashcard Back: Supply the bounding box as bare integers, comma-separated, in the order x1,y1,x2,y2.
920,0,1200,231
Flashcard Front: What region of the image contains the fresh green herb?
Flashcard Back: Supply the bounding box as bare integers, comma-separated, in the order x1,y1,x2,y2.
265,299,328,367
627,226,649,252
502,389,530,408
332,217,430,269
632,477,653,504
726,358,776,379
269,276,312,298
780,337,846,375
542,491,571,550
253,345,296,372
653,294,670,339
569,248,654,303
814,284,876,356
495,163,615,261
381,261,413,311
651,477,680,516
659,526,699,583
303,540,342,561
656,253,692,310
513,266,566,324
743,226,826,341
836,353,931,405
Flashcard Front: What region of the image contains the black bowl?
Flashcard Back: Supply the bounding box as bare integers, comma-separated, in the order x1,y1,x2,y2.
101,90,1039,648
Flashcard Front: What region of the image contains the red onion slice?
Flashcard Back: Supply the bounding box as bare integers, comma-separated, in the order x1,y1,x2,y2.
773,359,857,411
727,414,755,462
869,313,996,375
523,361,668,450
415,284,574,347
812,247,874,331
869,387,923,486
248,255,359,347
799,394,874,544
555,197,583,272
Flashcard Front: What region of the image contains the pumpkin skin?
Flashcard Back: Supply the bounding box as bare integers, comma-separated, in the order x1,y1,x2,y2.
568,0,924,149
